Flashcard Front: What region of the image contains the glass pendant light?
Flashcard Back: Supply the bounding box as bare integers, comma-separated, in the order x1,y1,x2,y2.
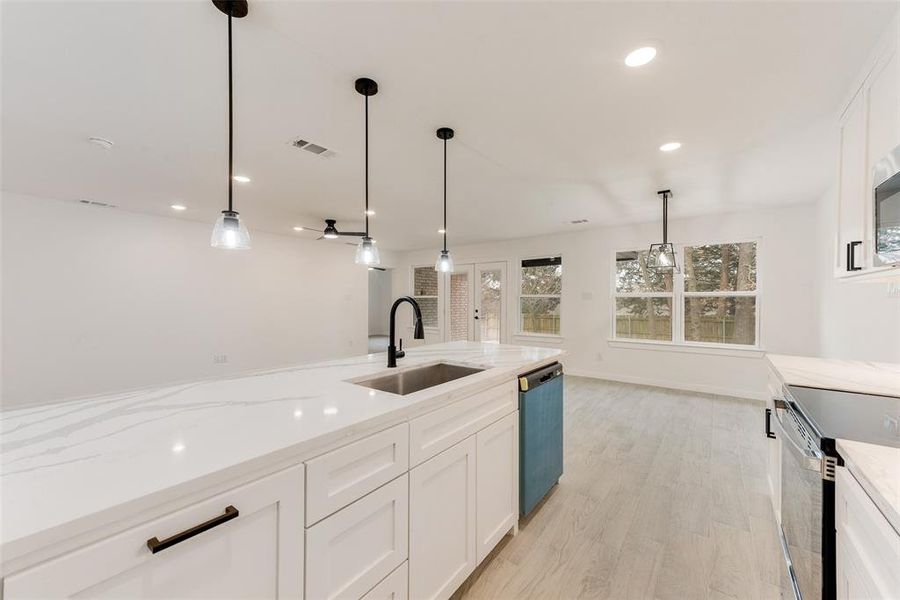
648,189,678,271
210,0,251,250
354,78,381,266
434,127,455,272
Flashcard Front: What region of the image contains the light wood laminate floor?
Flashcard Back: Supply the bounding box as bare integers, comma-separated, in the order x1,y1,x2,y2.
456,376,790,600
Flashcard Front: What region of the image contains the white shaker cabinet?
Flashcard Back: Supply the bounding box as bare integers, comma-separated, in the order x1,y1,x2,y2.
305,475,408,600
835,467,900,600
2,466,304,600
837,87,867,275
475,411,519,564
409,436,477,600
834,16,900,279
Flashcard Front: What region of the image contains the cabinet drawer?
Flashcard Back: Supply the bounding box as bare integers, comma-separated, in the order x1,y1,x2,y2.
306,475,408,600
306,423,408,525
361,562,408,600
3,466,304,600
409,381,516,466
835,467,900,597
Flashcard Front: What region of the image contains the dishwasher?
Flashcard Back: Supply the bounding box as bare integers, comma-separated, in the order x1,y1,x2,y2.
518,362,564,517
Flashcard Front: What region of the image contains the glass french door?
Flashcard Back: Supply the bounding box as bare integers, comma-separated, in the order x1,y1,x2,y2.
443,262,507,343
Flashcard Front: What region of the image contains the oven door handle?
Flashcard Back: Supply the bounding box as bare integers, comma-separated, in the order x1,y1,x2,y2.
772,407,822,471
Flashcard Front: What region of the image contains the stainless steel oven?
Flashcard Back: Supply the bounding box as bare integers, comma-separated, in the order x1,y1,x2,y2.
772,398,831,600
873,144,900,267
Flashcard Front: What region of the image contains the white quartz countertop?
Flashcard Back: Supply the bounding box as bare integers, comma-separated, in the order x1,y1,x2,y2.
0,342,562,564
767,354,900,397
836,439,900,536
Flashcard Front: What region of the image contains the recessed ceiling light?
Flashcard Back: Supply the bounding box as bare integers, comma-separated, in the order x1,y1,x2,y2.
293,226,304,231
364,209,376,216
323,406,338,416
233,175,251,183
171,442,185,453
171,204,187,211
659,142,682,152
625,46,657,67
438,228,446,234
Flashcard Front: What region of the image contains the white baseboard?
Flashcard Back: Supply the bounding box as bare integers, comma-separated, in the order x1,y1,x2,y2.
563,368,766,402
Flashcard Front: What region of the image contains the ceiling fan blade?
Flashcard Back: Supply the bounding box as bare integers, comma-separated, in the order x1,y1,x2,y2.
316,235,325,240
299,226,324,233
337,231,367,237
344,242,358,246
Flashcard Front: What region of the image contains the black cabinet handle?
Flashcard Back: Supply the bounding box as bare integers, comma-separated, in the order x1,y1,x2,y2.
147,505,239,554
765,408,776,439
847,241,863,271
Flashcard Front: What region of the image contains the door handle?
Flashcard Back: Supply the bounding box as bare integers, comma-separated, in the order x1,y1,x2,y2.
147,505,239,554
847,241,862,271
765,408,776,439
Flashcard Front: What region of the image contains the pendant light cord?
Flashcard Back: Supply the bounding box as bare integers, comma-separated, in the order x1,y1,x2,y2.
443,138,447,252
227,10,234,214
364,94,369,237
662,191,667,244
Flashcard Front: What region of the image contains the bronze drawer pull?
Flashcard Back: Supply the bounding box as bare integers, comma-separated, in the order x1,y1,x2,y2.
146,505,239,554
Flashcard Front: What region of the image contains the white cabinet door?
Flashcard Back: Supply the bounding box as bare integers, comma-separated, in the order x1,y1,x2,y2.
837,87,867,275
3,466,304,600
765,396,782,523
306,475,408,600
409,437,477,600
475,411,518,564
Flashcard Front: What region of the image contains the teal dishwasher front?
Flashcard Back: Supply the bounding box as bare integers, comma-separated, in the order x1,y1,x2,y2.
518,362,564,517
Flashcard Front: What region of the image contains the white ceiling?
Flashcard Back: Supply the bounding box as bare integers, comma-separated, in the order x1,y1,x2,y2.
2,1,896,250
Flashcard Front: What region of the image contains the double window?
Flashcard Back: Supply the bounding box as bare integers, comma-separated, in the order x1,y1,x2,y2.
614,241,758,347
519,256,562,336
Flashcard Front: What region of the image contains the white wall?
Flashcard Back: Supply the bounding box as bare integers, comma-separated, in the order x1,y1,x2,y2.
1,193,368,408
392,203,823,400
368,268,393,336
814,187,900,362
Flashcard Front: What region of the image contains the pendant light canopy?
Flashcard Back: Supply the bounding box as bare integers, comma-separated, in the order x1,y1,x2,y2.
354,77,381,266
648,189,678,271
434,127,455,273
210,0,251,250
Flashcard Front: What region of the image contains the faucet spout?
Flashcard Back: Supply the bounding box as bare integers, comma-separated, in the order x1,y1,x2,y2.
388,296,425,368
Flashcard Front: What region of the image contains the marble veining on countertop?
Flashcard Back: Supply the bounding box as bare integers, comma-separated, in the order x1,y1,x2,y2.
836,439,900,536
767,354,900,397
0,342,562,563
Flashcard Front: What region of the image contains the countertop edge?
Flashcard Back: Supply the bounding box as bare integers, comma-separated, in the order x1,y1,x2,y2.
835,439,900,538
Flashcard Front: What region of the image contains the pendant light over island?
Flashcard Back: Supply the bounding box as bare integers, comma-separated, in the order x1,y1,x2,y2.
648,189,678,272
210,0,251,250
434,127,455,273
354,77,380,266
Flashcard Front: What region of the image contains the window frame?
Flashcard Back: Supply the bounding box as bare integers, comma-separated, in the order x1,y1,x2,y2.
516,254,564,339
410,264,441,332
610,238,762,352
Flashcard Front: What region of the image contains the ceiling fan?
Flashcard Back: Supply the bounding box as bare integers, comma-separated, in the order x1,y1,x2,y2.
298,219,366,242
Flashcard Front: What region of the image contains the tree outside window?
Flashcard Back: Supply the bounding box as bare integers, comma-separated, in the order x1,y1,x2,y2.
519,257,562,335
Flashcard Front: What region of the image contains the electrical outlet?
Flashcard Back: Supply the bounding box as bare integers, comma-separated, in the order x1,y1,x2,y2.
213,354,228,364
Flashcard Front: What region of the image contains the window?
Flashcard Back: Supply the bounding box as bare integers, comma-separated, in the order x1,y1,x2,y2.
683,241,757,346
612,240,759,348
614,250,674,341
519,256,562,335
412,266,439,328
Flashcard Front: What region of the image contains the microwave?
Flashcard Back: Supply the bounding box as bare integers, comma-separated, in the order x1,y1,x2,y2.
873,145,900,267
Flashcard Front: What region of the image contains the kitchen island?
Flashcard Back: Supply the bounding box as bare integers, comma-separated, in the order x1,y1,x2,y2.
1,341,563,599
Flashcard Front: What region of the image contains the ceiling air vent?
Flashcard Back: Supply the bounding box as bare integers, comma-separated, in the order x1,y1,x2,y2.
569,219,589,224
291,137,336,158
77,199,117,208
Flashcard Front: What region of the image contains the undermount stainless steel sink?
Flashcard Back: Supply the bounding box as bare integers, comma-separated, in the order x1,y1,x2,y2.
354,362,485,396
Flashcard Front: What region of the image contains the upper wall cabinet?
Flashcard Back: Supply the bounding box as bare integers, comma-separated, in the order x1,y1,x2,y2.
835,16,900,280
